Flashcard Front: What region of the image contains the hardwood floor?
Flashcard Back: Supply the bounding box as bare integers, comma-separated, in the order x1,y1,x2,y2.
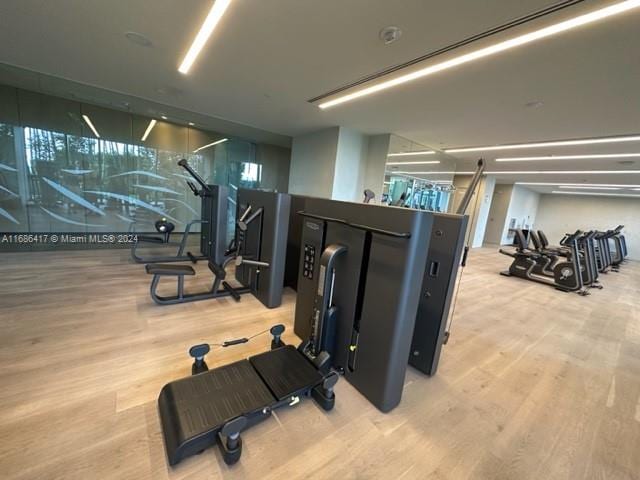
0,247,638,480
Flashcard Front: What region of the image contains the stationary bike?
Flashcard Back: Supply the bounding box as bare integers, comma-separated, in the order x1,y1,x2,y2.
500,229,588,295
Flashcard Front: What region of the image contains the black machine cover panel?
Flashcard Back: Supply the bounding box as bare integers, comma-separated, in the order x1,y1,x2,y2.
347,228,431,412
284,194,309,290
292,197,435,412
200,184,228,265
158,359,274,449
234,189,291,308
409,214,468,375
250,346,322,401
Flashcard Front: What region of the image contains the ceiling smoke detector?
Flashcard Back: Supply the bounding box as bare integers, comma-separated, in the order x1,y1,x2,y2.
379,26,402,45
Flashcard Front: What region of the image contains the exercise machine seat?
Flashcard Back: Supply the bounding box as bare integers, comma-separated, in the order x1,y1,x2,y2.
145,264,196,276
158,346,323,465
250,345,323,401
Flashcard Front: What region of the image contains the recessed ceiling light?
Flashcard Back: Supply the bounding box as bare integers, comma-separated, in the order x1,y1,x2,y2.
558,185,621,190
188,122,195,126
551,190,640,198
141,119,157,141
161,115,168,120
516,182,640,187
496,153,640,161
125,31,153,47
317,1,640,109
82,115,100,138
446,134,640,153
178,0,233,74
388,151,436,157
193,138,228,153
386,161,441,165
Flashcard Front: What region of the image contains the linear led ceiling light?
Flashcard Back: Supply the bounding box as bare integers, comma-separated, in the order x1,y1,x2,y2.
393,171,468,175
558,185,621,190
386,161,441,165
488,170,640,174
515,182,640,188
446,135,640,153
82,115,100,138
496,153,640,162
193,138,228,153
318,1,640,109
396,170,640,175
387,151,436,157
178,0,233,74
141,119,157,142
552,190,640,198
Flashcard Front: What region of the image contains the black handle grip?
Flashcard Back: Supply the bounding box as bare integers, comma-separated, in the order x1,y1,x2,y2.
461,246,470,267
222,338,248,347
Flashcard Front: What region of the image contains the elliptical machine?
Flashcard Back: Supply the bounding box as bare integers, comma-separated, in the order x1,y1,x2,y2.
500,229,588,295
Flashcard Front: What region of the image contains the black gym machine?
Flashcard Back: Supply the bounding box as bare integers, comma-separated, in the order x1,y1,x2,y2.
156,160,484,467
143,159,290,306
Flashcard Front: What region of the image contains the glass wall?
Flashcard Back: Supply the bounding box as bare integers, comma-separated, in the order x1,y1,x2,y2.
0,85,268,244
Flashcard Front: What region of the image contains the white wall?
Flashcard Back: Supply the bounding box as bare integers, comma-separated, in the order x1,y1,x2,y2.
484,184,513,245
288,127,339,198
332,127,367,202
289,127,390,203
362,134,391,201
535,194,640,260
500,185,540,245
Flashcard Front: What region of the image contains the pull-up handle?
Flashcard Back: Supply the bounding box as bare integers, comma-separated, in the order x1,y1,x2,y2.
298,211,411,238
178,159,211,194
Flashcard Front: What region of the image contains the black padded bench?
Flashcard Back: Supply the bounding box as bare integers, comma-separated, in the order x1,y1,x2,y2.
158,345,326,465
145,263,196,276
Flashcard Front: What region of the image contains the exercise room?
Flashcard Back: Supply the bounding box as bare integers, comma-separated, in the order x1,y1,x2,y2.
0,1,638,479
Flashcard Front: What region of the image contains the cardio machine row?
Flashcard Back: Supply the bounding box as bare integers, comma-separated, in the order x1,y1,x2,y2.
499,226,629,295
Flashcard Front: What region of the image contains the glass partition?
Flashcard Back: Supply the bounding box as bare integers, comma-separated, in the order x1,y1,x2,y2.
0,84,273,245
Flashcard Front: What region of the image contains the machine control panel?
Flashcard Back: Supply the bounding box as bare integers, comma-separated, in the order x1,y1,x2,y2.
303,244,316,279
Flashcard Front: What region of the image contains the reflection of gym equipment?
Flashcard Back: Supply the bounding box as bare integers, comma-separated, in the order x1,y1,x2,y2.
131,217,208,264
132,159,224,264
145,185,290,306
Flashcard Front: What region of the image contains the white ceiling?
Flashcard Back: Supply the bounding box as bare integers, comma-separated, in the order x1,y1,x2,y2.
1,0,639,184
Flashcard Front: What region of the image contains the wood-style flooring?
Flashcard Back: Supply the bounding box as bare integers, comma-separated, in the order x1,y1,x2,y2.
0,247,638,479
